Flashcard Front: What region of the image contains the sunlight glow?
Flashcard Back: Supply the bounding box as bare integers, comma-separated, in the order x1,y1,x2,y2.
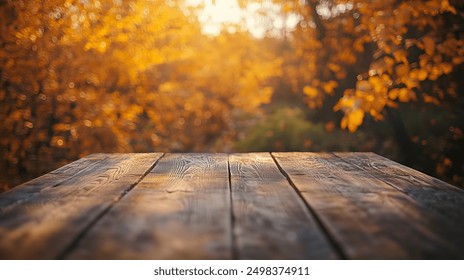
187,0,244,35
186,0,299,37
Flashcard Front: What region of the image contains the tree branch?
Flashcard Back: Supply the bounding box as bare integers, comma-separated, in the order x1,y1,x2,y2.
306,0,326,40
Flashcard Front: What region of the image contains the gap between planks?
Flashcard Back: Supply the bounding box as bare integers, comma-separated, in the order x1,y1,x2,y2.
10,152,454,259
273,152,464,259
66,153,232,259
227,154,239,260
62,153,340,259
270,153,347,259
57,153,165,259
229,153,338,259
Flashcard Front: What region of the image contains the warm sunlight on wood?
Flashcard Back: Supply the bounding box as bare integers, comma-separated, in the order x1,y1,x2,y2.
1,152,464,259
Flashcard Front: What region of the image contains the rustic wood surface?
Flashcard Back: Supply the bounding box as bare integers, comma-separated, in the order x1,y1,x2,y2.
229,153,336,259
0,152,463,259
273,152,462,259
67,153,231,259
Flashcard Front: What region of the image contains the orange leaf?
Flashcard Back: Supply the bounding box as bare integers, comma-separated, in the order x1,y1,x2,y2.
347,109,364,132
422,36,435,56
303,86,318,98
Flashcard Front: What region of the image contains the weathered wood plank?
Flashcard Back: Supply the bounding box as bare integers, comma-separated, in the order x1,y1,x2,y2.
273,152,462,259
0,153,162,259
334,152,464,257
229,153,337,259
335,152,464,225
66,153,232,260
0,153,107,210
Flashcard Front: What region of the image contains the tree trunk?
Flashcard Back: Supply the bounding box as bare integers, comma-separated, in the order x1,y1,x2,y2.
385,107,435,175
385,107,415,161
306,0,326,40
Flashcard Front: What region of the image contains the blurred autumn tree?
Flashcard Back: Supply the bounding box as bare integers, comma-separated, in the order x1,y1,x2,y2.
1,0,463,190
0,0,281,190
258,0,463,186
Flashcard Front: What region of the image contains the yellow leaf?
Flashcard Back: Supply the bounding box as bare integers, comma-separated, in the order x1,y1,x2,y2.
384,56,395,72
303,86,318,98
398,88,416,102
441,0,457,14
347,109,364,132
423,94,440,105
417,69,428,81
404,78,419,89
368,76,386,93
368,76,381,86
422,36,435,56
323,80,338,94
369,109,384,121
386,100,398,108
356,80,371,92
328,63,341,73
429,66,442,80
396,64,409,76
409,69,418,80
340,116,348,130
371,98,386,113
388,88,399,100
354,38,364,52
159,82,176,92
441,63,453,74
398,88,409,102
393,50,408,63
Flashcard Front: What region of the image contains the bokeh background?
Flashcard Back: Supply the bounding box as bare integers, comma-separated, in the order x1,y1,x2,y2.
1,0,463,191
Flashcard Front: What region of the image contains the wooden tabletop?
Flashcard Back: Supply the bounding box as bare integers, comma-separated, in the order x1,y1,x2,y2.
1,152,463,260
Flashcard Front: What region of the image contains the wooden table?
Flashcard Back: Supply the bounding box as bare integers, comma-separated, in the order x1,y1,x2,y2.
1,153,463,260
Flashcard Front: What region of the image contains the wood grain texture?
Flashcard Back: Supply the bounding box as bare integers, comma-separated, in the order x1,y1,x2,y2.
335,152,464,225
1,152,463,260
229,153,337,259
273,152,463,259
66,153,232,260
0,153,107,210
334,152,464,256
0,153,161,259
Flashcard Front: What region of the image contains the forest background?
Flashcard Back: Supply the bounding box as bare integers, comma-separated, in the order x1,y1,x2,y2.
1,0,463,191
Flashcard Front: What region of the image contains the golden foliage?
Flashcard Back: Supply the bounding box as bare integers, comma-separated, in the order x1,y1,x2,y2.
278,0,462,132
0,0,281,189
0,0,462,189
